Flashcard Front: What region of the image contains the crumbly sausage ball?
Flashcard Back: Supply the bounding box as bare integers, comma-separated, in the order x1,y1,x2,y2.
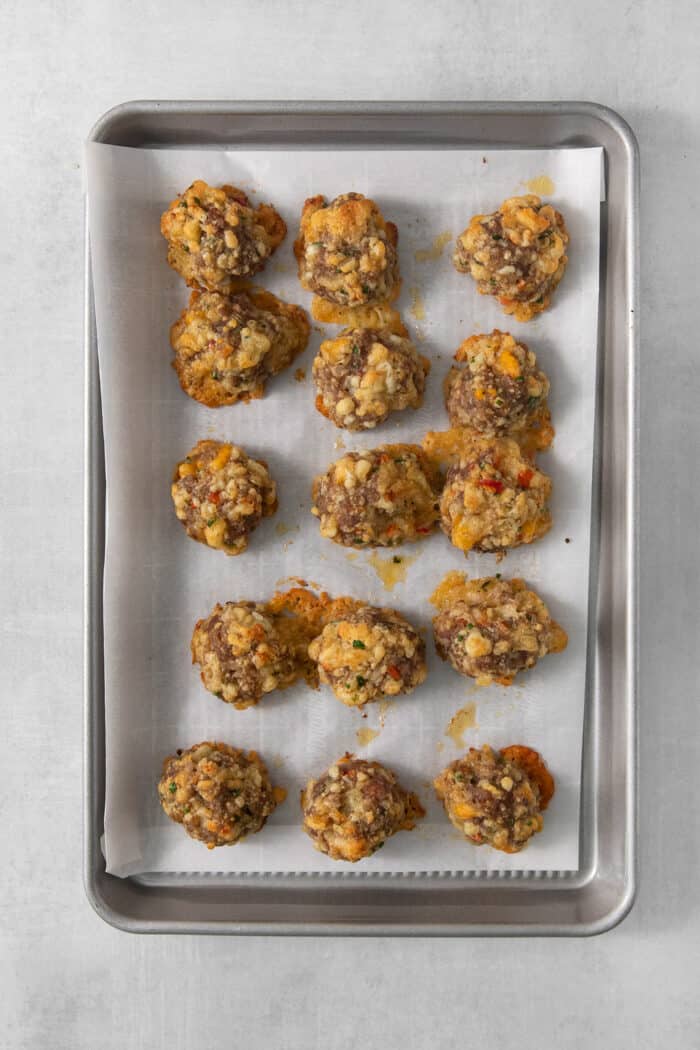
439,435,551,554
434,744,554,853
453,195,569,322
170,288,309,407
171,440,277,555
308,605,427,707
311,443,441,548
295,193,399,307
160,180,286,291
432,573,567,686
313,326,428,430
191,602,298,709
301,754,424,861
445,330,550,442
158,741,284,848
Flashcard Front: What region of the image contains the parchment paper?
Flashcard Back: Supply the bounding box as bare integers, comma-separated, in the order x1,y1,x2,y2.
86,142,603,876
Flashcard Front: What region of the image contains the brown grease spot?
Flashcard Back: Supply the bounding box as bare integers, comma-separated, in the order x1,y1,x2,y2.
414,231,452,263
409,286,426,321
524,175,556,196
356,727,380,748
445,702,478,748
366,551,417,591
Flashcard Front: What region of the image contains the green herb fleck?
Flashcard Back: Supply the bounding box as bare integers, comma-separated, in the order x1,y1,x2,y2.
361,284,371,295
393,556,402,564
467,623,474,629
454,771,465,782
494,397,504,407
457,633,465,641
356,675,367,687
527,395,538,407
182,243,190,253
211,369,222,380
168,782,177,794
491,233,503,241
535,296,544,304
352,639,366,650
183,806,191,814
495,572,501,579
193,196,202,206
351,345,360,355
207,517,218,527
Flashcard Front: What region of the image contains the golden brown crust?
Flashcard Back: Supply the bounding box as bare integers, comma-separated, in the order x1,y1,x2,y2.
444,330,553,452
434,743,553,853
170,287,309,407
312,326,429,430
295,193,400,307
453,195,569,321
158,741,285,848
171,439,277,555
190,601,299,709
161,180,285,291
430,571,568,686
311,443,442,548
438,434,552,555
301,753,424,861
308,603,427,707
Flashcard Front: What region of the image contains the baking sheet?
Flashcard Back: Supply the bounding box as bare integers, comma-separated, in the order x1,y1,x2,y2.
86,142,603,876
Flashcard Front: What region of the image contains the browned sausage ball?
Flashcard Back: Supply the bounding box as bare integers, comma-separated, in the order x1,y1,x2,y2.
191,601,298,709
313,326,429,430
431,572,568,686
439,435,552,554
170,288,309,407
434,744,554,853
295,193,399,307
311,444,441,548
158,741,285,848
453,195,569,322
444,330,551,446
171,440,277,555
160,180,286,291
301,754,424,861
308,604,427,707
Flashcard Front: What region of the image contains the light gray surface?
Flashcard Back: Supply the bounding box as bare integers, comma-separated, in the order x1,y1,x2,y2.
1,0,696,1045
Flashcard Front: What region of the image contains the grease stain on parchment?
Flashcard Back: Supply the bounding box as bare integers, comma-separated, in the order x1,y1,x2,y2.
445,702,478,748
414,230,452,263
366,551,417,591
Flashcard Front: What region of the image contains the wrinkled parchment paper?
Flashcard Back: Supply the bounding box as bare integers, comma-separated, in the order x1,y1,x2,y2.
86,142,603,875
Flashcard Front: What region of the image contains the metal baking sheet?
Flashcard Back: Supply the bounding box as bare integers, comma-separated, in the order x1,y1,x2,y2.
84,101,638,935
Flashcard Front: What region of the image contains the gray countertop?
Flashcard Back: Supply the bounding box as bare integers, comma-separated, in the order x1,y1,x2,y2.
2,0,697,1046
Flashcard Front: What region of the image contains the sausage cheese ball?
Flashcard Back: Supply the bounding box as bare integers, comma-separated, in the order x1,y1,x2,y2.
431,571,568,686
313,325,429,430
170,288,310,407
160,180,286,291
434,744,554,853
308,604,427,707
295,193,400,307
453,195,569,322
444,330,552,450
301,754,424,862
439,435,552,555
171,440,277,555
311,443,441,548
158,741,285,849
191,601,299,709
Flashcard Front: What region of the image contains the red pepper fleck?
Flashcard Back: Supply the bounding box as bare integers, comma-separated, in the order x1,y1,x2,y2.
417,525,433,534
517,469,534,489
387,665,402,681
209,491,221,504
477,478,504,494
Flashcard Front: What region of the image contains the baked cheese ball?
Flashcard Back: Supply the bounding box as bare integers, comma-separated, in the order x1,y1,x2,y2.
445,330,552,450
160,179,286,291
434,744,554,853
431,571,568,686
308,604,427,707
311,444,441,548
171,440,277,555
191,601,298,709
439,435,552,554
170,288,310,407
158,741,285,848
453,195,569,322
301,754,424,862
295,193,399,307
313,326,429,430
